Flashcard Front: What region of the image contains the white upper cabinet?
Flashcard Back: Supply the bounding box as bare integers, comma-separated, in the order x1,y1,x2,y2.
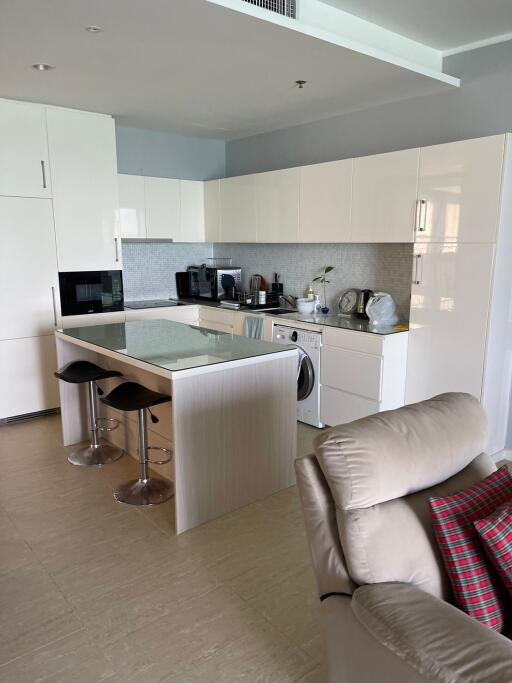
405,242,495,405
299,159,352,242
204,180,221,242
416,135,505,244
351,148,419,243
255,168,299,243
220,175,257,242
118,174,146,238
0,197,60,339
145,177,181,240
180,180,205,242
0,99,51,199
46,108,120,271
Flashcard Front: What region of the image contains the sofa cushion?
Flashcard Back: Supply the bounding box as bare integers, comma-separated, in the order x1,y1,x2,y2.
429,466,512,631
314,393,487,511
475,500,512,599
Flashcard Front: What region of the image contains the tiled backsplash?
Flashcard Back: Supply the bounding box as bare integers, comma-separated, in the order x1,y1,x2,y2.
122,241,413,320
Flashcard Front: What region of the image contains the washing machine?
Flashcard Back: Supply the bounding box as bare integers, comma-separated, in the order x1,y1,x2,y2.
272,324,323,428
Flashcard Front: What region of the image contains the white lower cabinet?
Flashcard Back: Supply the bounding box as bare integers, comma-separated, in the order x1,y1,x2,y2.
124,307,198,324
1,336,59,419
198,307,234,332
405,242,495,404
320,327,408,427
61,312,127,328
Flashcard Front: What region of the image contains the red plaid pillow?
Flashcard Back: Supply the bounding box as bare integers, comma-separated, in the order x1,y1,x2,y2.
429,466,512,631
474,501,512,598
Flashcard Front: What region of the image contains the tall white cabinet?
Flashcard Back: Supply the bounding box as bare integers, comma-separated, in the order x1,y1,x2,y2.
405,134,512,456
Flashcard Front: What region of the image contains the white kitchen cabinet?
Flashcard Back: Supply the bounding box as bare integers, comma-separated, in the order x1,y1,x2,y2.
198,306,234,331
0,336,59,419
145,177,181,240
118,174,146,238
0,197,60,339
255,168,299,243
405,242,495,404
351,148,419,243
220,175,257,242
124,306,198,324
416,136,504,243
320,326,408,426
299,159,352,242
204,180,221,242
0,99,51,199
46,108,120,271
180,180,205,242
61,311,126,328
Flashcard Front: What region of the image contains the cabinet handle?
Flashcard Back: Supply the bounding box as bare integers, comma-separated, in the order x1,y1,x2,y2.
415,199,427,232
41,160,47,189
51,286,58,327
413,254,422,285
114,237,120,262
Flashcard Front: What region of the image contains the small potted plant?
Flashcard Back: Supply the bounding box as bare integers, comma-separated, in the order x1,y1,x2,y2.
313,266,334,315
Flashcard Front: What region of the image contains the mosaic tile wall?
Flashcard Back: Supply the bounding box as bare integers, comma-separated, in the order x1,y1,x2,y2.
215,243,413,320
121,241,213,300
122,241,413,320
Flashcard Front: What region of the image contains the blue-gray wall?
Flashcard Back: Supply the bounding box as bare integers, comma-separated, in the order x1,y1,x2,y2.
116,126,226,180
225,40,512,176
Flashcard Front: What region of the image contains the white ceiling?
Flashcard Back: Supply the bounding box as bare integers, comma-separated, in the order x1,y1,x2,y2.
321,0,512,52
0,0,504,140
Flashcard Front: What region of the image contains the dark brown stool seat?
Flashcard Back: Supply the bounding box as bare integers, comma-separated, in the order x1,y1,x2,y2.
54,361,124,467
100,382,173,507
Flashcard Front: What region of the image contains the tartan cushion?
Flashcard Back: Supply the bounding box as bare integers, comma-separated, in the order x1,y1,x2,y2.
474,501,512,598
429,466,512,631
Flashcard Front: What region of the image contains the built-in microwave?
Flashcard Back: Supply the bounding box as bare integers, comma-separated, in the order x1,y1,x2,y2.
59,270,124,316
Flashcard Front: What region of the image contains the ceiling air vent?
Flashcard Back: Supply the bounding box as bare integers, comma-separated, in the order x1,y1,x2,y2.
242,0,296,19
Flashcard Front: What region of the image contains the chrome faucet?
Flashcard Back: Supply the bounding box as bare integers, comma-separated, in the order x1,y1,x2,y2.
279,295,297,310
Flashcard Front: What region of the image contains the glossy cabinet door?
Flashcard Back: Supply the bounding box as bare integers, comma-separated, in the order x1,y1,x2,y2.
0,197,60,339
351,148,419,243
118,174,146,238
0,99,51,199
145,177,181,240
405,242,494,404
46,108,120,271
220,175,257,242
416,135,504,243
204,180,221,242
299,159,352,242
180,180,205,242
255,168,299,243
0,336,59,419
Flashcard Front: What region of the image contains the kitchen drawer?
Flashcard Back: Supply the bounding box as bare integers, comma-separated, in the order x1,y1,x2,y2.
198,306,234,326
61,311,126,328
321,326,384,355
321,346,383,400
199,320,233,334
320,386,379,427
125,306,198,323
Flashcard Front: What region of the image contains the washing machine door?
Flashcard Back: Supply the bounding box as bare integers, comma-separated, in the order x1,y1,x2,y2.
297,349,315,401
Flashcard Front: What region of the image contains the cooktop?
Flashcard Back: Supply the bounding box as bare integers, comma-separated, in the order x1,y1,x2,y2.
124,299,184,310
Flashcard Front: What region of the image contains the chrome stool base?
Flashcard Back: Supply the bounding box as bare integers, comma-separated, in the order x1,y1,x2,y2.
114,477,174,507
68,443,124,468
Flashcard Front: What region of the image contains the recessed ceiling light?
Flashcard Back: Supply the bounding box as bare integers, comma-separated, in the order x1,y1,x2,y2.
86,25,102,33
32,63,55,71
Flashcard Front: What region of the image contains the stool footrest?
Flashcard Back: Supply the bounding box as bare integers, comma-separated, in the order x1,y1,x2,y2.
147,446,173,465
96,417,120,432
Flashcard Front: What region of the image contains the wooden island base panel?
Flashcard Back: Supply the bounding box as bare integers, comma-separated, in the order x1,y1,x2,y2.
55,320,298,534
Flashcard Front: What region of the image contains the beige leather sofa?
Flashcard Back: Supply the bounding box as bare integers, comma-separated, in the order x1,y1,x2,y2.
295,393,512,682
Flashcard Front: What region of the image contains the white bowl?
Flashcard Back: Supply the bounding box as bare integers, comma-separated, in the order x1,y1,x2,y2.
296,298,316,314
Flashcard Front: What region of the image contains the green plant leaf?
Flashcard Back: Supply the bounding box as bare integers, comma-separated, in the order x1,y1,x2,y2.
324,266,334,273
312,277,321,281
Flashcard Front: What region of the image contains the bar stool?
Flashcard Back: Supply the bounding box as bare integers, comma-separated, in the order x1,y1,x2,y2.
54,361,124,467
100,381,174,506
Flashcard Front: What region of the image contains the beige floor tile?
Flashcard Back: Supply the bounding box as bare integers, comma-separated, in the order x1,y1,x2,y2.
162,630,317,683
0,562,82,665
293,664,327,682
0,535,37,577
103,587,278,683
0,630,115,683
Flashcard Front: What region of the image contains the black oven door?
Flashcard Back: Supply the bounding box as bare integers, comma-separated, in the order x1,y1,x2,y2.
59,270,124,316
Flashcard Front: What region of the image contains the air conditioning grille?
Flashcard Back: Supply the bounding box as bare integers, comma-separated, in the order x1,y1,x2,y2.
242,0,296,19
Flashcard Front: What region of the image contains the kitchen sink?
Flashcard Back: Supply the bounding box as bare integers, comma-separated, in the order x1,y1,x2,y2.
254,308,297,315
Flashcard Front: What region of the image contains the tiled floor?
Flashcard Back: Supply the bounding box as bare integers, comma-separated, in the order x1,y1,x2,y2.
0,415,325,682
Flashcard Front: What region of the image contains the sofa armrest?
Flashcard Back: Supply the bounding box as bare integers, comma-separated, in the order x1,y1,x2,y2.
352,583,512,683
295,454,355,598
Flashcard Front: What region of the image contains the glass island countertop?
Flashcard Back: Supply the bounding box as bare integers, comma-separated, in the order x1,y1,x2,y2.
59,319,296,373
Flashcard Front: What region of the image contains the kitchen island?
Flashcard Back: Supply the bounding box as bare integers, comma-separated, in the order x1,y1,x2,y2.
55,320,298,533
